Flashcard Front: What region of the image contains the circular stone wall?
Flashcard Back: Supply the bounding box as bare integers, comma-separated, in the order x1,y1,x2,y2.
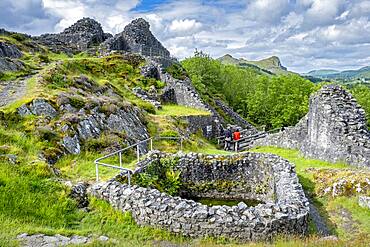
91,151,309,241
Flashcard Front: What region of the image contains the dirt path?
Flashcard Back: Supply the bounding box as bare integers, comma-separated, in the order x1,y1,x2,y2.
0,75,31,107
307,196,332,236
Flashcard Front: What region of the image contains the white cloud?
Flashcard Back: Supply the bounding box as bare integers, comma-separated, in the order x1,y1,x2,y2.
168,19,202,36
0,0,369,72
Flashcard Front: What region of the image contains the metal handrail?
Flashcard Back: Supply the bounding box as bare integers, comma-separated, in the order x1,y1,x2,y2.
218,127,285,152
94,136,184,184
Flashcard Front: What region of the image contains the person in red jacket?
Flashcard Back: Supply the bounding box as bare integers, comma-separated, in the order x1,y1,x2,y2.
233,128,241,151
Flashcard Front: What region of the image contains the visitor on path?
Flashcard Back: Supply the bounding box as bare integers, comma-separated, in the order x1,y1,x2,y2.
233,128,241,151
224,127,232,150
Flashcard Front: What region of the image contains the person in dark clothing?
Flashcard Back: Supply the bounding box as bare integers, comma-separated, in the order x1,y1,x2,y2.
224,127,232,150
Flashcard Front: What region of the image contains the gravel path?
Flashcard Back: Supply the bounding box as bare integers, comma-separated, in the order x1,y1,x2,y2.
0,75,31,107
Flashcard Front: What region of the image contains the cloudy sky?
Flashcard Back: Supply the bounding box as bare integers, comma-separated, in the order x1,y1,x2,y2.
1,0,370,72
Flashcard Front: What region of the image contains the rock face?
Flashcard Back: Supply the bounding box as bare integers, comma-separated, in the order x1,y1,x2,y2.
91,151,309,241
36,18,111,53
104,18,170,57
255,85,370,167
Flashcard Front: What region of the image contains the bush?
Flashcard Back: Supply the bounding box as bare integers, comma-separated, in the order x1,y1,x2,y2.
165,63,188,80
160,130,179,138
37,53,50,63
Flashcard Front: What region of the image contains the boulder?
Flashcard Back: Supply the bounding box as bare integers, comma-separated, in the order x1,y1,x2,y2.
62,135,81,154
359,196,370,209
30,99,58,118
70,182,89,208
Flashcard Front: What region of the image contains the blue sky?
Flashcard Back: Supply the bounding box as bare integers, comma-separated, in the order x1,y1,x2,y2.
1,0,370,73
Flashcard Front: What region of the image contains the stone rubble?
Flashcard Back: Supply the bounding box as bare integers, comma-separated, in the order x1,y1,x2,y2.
16,233,110,247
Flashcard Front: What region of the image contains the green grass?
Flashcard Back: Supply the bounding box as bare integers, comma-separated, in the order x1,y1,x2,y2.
157,105,211,117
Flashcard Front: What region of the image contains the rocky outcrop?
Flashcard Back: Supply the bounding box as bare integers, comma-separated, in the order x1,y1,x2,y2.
255,85,370,167
35,18,111,53
29,98,58,118
17,93,149,156
103,18,170,57
0,42,22,58
91,151,309,241
0,41,24,72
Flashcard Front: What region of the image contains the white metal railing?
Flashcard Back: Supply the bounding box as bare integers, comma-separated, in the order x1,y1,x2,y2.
94,136,184,184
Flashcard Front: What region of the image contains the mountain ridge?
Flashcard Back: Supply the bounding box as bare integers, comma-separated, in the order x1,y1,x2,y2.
304,66,370,80
217,54,291,75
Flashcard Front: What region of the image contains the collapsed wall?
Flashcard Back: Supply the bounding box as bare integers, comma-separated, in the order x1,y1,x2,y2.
91,152,309,241
255,85,370,167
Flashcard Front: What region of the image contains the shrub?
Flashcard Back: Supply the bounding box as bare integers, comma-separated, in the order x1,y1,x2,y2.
37,53,50,63
160,130,179,138
165,63,188,80
137,101,156,114
133,157,181,196
68,95,86,109
10,33,28,42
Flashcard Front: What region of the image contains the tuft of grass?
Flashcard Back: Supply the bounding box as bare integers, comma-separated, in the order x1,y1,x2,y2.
157,105,211,117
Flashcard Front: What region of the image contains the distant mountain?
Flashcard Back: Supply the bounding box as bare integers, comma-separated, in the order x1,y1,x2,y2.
304,66,370,80
218,54,292,75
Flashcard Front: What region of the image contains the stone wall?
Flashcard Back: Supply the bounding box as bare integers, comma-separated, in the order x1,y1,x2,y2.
255,85,370,167
214,99,258,134
91,152,309,241
180,115,223,139
255,115,308,150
